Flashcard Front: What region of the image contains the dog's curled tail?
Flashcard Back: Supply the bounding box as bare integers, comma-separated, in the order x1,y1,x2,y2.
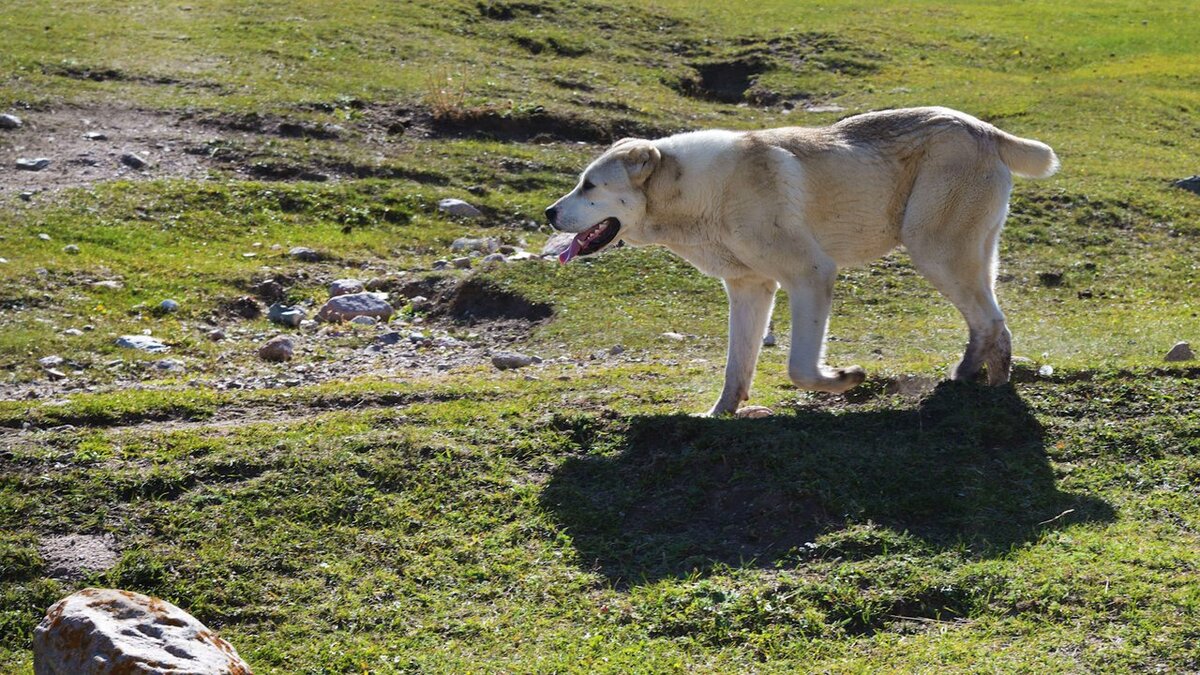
996,132,1060,179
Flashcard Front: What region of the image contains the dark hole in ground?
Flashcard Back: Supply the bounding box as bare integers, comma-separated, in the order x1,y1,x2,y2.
276,121,342,140
671,56,771,103
476,1,553,21
429,107,669,144
424,277,554,324
512,35,590,57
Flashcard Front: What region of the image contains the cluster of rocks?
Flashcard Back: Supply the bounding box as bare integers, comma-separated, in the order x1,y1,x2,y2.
3,110,152,175
427,235,546,271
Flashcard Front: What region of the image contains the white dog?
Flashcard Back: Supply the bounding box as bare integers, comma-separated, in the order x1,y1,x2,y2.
546,107,1058,416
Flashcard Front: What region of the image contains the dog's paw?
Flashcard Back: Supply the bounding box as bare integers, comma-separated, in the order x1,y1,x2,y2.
823,366,866,393
734,405,774,419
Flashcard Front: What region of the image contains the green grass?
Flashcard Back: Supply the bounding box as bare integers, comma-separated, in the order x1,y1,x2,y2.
2,0,1199,672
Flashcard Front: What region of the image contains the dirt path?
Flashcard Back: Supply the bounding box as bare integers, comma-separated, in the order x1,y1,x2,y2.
0,105,239,195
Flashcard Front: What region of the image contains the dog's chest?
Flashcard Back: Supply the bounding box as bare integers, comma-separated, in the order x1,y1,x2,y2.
667,240,753,279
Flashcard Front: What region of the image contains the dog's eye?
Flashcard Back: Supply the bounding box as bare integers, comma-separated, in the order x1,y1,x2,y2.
582,180,595,191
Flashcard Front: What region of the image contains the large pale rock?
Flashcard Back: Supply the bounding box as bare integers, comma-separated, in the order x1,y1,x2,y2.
438,198,483,219
1165,341,1194,362
329,278,364,297
258,335,295,362
316,292,393,323
287,246,322,262
33,588,252,674
115,335,168,353
1173,176,1200,195
492,352,534,370
450,237,498,254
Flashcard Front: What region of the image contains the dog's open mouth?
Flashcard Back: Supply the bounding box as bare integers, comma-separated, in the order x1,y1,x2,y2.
558,218,621,264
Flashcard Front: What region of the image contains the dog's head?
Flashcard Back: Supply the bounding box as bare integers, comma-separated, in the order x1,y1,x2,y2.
545,138,660,263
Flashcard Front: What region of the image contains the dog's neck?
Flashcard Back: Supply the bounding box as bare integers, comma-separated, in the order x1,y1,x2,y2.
635,139,738,249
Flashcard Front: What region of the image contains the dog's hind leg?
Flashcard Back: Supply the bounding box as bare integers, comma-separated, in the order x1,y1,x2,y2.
902,160,1013,385
782,260,866,394
708,276,778,415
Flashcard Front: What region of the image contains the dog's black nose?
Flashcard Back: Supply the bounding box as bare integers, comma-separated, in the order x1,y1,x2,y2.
545,205,558,226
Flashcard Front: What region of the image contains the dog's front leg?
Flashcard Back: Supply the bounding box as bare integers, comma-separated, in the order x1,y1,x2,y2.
707,277,778,416
784,264,866,394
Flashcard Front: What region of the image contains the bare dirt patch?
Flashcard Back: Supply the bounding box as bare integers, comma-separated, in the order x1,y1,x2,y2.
38,533,119,580
0,105,222,195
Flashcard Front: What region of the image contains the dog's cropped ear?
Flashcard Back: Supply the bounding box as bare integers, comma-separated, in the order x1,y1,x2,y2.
618,141,661,185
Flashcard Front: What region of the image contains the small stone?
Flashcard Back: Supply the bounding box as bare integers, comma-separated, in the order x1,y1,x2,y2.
408,331,428,343
62,244,80,255
32,588,251,674
0,113,22,129
438,198,484,219
288,246,322,262
18,192,34,202
541,232,576,257
661,332,686,341
115,335,168,352
408,295,429,306
38,233,52,241
1165,341,1194,362
1038,365,1054,377
90,280,123,291
119,152,148,169
330,278,364,297
609,344,625,355
316,292,394,323
492,352,535,370
208,329,225,341
158,298,179,313
452,256,472,269
258,335,295,362
350,315,377,326
83,131,108,141
450,237,499,254
267,302,306,327
82,324,95,331
431,259,450,270
763,332,777,347
16,157,50,171
45,367,69,380
376,331,402,346
62,328,83,336
39,355,65,368
152,358,186,373
482,253,507,264
1172,176,1200,195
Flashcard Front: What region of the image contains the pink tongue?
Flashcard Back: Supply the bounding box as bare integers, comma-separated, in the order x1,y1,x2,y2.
558,235,584,264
